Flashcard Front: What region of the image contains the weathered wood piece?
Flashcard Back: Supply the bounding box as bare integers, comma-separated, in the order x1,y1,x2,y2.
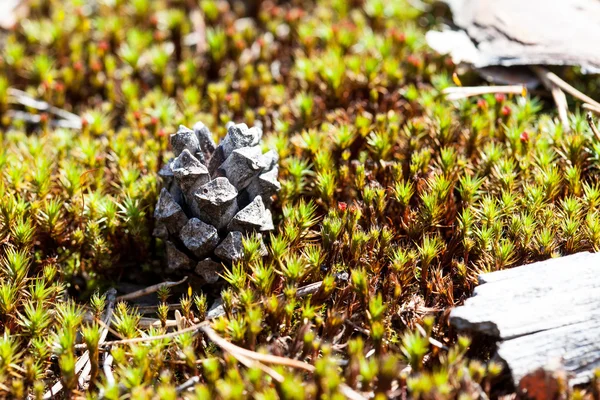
427,0,600,74
450,251,600,386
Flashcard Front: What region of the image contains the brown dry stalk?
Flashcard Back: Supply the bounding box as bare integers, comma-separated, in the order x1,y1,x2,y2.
198,324,367,400
44,289,117,399
443,85,525,100
586,112,600,142
584,103,600,116
199,324,316,372
533,67,570,130
531,67,600,110
116,276,188,301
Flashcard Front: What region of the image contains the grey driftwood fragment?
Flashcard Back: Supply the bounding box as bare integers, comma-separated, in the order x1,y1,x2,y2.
154,120,280,284
427,0,600,74
450,251,600,387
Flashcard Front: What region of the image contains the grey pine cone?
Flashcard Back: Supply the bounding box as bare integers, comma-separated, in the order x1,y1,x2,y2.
154,122,280,283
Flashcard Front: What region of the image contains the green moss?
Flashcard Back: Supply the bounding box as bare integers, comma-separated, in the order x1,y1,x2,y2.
0,0,599,398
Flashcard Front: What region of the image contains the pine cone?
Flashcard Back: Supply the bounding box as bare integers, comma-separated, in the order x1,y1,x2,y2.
154,121,280,283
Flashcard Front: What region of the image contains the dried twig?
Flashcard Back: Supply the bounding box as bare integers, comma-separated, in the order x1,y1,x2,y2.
101,280,323,347
443,85,525,101
533,67,570,130
139,317,178,328
188,9,207,54
116,276,188,301
103,350,115,386
200,323,316,372
586,112,600,142
8,88,82,129
136,303,181,314
199,323,367,400
531,66,600,110
583,103,600,115
7,110,83,129
175,376,200,394
207,280,323,319
101,321,209,347
44,289,117,399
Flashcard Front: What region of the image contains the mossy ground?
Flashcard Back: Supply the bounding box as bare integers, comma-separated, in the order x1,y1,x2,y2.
1,0,600,398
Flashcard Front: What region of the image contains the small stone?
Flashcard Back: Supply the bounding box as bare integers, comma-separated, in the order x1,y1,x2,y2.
195,258,222,284
220,123,262,158
214,231,244,262
246,166,281,204
154,188,188,235
170,149,210,194
219,146,267,191
179,218,219,258
260,208,274,231
228,195,266,232
193,121,216,161
170,125,201,158
165,241,193,271
194,177,239,229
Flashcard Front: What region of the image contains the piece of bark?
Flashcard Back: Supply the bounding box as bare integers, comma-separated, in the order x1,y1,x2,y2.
451,251,600,388
437,0,600,73
499,319,600,386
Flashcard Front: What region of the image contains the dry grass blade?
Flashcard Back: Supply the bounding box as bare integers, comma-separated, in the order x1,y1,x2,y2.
8,88,82,127
175,376,200,394
586,112,600,142
43,289,117,399
443,85,525,100
198,324,367,400
533,67,570,130
584,103,600,115
101,320,209,347
116,276,188,301
199,324,316,372
531,66,600,110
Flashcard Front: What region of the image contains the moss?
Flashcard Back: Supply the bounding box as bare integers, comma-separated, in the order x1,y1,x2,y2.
0,0,599,398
